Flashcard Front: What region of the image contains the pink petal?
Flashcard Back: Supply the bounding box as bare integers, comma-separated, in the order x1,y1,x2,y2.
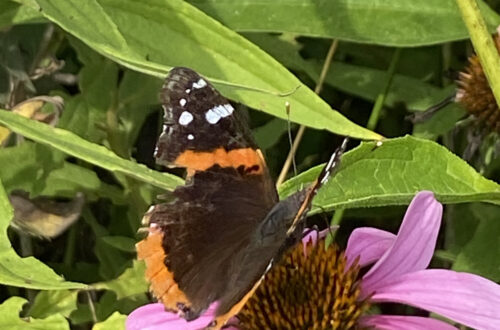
301,227,335,256
359,315,457,330
126,303,237,330
361,191,442,295
370,269,500,330
345,227,395,268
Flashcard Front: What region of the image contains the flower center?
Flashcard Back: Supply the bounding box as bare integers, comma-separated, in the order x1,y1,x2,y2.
456,34,500,133
237,239,370,329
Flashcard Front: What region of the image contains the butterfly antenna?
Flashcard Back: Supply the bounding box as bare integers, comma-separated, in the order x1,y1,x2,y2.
313,204,333,235
286,102,298,177
286,137,349,236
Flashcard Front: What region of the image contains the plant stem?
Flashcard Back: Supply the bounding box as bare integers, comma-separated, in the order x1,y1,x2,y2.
455,0,500,109
366,48,401,131
325,208,344,247
276,39,339,187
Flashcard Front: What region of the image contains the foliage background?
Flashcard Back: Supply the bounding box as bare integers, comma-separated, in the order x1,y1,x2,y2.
1,0,500,328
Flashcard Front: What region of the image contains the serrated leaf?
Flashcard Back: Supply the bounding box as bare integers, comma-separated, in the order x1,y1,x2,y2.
20,0,380,140
92,311,126,330
0,110,183,191
0,297,69,330
29,290,78,319
190,0,500,47
279,136,500,211
0,177,85,289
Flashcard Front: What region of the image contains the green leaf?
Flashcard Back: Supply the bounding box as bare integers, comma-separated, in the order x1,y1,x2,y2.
247,33,457,113
320,62,453,112
0,110,183,191
0,1,44,29
93,261,148,300
21,0,380,140
29,290,78,319
95,239,130,280
0,297,69,330
101,236,136,253
0,142,125,203
0,177,85,289
453,203,500,281
253,118,289,151
413,104,467,140
190,0,500,47
92,312,126,330
117,70,163,149
59,58,119,143
279,136,500,211
0,142,58,195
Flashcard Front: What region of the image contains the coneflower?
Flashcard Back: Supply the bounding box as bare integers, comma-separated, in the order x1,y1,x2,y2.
456,32,500,132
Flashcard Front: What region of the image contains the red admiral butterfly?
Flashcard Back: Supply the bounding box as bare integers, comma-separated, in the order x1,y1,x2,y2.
136,68,348,329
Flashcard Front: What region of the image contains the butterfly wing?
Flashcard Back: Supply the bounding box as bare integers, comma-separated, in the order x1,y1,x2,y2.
137,68,279,320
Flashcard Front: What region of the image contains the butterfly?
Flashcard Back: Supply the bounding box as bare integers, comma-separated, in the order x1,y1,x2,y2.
136,67,348,329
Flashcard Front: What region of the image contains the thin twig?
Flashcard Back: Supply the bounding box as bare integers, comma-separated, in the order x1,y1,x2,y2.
276,39,339,187
366,48,401,131
86,291,98,324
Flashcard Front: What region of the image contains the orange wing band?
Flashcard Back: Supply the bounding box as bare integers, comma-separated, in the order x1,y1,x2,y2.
174,147,265,174
136,227,190,311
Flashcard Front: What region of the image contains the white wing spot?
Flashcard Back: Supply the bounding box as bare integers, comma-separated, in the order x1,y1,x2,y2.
205,109,220,124
178,111,194,126
179,98,187,107
205,103,234,124
192,78,207,89
185,88,191,94
187,134,194,140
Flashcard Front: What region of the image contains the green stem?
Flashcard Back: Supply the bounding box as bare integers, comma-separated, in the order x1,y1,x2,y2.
456,0,500,108
325,208,344,247
366,48,402,131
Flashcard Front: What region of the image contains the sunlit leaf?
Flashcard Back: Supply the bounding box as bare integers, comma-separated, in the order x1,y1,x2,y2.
92,312,126,330
18,0,380,140
0,1,44,29
29,290,78,319
0,110,183,191
0,297,69,330
190,0,500,47
280,136,500,210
